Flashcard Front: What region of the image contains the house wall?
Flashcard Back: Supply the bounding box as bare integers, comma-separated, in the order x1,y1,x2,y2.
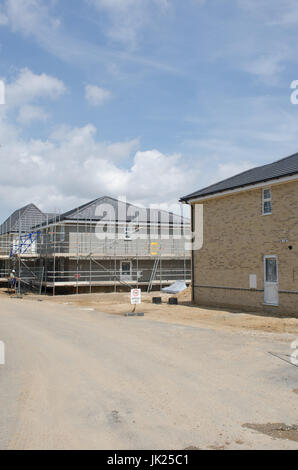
192,179,298,314
38,222,191,258
48,258,190,282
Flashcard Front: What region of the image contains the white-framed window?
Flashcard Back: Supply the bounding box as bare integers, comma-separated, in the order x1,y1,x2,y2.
120,260,132,280
262,188,272,215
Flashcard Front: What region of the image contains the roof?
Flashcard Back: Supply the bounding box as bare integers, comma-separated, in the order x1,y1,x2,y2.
180,152,298,202
43,196,190,226
0,204,46,235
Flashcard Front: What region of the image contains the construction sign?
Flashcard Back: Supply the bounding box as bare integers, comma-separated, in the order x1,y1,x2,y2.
131,289,142,305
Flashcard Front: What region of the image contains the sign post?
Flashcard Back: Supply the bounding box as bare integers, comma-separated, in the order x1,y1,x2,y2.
126,289,144,317
131,288,142,305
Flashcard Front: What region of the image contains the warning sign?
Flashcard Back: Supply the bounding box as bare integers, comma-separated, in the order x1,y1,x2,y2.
130,289,142,305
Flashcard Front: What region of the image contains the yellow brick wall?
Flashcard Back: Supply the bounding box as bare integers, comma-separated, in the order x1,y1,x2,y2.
192,179,298,314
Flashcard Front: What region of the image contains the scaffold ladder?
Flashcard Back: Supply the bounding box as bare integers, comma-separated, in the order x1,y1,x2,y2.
147,257,160,293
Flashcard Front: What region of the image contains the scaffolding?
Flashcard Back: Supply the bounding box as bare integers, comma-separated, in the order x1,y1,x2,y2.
0,207,191,296
10,231,41,256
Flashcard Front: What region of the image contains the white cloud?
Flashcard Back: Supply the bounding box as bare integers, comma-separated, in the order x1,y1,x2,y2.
242,54,285,83
105,138,140,161
215,162,253,182
0,68,66,129
0,5,8,25
6,68,66,108
85,84,112,106
0,110,199,218
237,0,298,25
87,0,172,47
17,104,49,125
183,93,298,195
4,0,60,35
0,0,179,74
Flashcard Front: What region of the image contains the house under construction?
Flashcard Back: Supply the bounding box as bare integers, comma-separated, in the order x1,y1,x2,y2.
0,197,191,294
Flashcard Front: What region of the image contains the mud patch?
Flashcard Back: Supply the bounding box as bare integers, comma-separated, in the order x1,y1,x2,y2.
293,389,298,395
243,423,298,442
235,439,244,445
111,410,121,424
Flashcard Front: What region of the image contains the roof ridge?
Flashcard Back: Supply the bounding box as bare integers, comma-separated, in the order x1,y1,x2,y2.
0,203,46,235
51,196,189,223
61,197,105,218
270,151,298,165
181,152,298,202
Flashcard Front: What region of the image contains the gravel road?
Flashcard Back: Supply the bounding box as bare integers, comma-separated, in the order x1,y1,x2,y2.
0,296,297,450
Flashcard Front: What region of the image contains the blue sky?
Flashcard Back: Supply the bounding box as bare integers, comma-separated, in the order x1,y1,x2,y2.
0,0,298,219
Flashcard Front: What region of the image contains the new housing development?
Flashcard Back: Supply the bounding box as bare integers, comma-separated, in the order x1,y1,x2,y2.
1,152,297,315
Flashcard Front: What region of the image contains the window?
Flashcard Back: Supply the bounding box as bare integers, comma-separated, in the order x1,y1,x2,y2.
262,188,272,215
120,261,132,280
264,256,279,306
265,257,278,282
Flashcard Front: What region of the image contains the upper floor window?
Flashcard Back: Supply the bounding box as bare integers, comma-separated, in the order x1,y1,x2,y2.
262,188,272,215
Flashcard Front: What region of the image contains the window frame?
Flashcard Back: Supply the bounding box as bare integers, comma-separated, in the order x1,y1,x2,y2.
262,188,272,216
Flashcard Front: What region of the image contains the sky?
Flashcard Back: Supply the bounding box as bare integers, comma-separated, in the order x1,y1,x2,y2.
1,0,298,220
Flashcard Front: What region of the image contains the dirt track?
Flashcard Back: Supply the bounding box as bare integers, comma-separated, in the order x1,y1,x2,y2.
0,294,297,450
27,288,298,335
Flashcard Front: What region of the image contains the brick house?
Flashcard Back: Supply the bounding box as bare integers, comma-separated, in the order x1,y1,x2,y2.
180,153,298,314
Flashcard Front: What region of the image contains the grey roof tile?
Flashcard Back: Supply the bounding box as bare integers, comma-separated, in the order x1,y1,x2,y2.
0,204,46,235
180,152,298,202
48,196,190,225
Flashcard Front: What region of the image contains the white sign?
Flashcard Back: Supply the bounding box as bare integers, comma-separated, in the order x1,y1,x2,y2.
249,274,257,289
131,289,142,305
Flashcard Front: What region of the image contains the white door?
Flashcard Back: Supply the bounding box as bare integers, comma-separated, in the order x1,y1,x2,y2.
121,261,132,282
264,256,279,306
